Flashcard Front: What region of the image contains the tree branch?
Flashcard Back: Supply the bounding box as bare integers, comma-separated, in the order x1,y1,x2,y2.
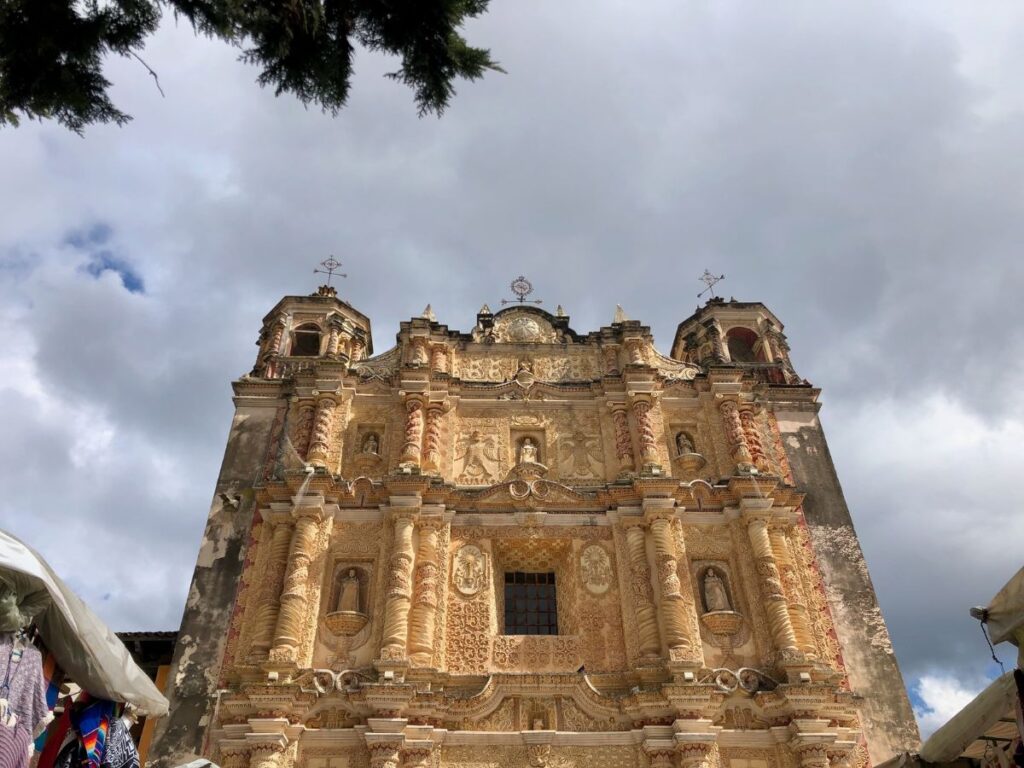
128,50,165,98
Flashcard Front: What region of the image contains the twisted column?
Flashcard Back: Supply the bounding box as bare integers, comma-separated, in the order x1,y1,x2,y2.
306,397,337,468
430,344,448,374
624,524,661,657
792,745,830,768
631,399,660,466
367,741,402,768
677,745,714,768
379,513,417,659
649,516,692,653
739,408,771,473
291,402,315,462
350,337,366,361
249,516,294,658
421,404,446,473
746,516,799,657
326,323,341,357
610,405,636,473
218,747,250,768
270,511,322,659
769,527,817,658
643,746,678,768
407,518,445,666
719,400,755,474
248,744,288,768
399,399,424,469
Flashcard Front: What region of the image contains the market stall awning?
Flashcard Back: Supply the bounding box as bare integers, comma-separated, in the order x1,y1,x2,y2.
0,528,169,716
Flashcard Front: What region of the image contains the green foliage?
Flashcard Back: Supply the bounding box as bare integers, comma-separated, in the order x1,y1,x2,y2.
0,0,500,134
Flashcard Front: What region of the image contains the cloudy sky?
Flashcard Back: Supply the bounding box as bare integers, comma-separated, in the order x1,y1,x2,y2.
2,0,1022,738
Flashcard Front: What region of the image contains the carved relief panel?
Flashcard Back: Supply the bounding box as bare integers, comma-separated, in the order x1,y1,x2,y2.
453,415,507,485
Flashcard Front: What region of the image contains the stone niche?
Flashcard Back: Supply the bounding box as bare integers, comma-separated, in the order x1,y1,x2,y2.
316,562,373,669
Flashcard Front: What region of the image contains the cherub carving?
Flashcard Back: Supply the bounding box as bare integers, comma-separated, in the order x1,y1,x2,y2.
560,430,602,477
457,430,499,482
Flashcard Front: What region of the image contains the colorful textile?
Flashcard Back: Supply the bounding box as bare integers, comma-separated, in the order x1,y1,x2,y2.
69,698,117,768
32,653,62,754
53,717,136,768
0,633,48,768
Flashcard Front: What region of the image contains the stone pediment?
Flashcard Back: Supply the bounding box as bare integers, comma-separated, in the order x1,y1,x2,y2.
451,476,596,509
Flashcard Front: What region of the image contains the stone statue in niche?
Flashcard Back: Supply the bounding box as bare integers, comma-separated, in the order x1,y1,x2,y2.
337,569,361,613
675,431,695,456
361,433,380,454
453,545,487,596
518,437,539,464
702,568,731,612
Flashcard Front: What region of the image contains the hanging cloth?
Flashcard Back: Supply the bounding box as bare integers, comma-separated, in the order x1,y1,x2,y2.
0,633,49,768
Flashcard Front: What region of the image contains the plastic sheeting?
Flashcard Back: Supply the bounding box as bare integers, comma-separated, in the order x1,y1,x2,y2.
0,529,169,716
986,565,1024,648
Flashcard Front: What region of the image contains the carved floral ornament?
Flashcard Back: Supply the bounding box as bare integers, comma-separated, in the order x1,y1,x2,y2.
492,311,561,343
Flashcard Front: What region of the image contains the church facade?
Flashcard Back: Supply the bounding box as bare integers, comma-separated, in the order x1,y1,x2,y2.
151,286,919,768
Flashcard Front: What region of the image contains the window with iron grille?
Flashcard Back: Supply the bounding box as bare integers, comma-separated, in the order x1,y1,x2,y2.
503,572,558,635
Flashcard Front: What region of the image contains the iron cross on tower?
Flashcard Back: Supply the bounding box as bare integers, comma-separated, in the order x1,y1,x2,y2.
314,256,347,287
698,269,725,299
501,275,543,306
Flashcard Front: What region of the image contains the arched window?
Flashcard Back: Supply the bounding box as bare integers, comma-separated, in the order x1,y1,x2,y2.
725,327,763,363
291,323,322,356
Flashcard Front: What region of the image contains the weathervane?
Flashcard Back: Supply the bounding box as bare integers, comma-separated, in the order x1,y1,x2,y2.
314,256,347,287
698,269,725,299
501,275,543,306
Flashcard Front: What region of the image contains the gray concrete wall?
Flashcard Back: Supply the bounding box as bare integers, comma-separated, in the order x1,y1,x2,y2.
774,404,920,764
149,400,283,768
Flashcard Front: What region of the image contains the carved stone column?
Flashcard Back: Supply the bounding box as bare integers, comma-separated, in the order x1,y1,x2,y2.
746,515,799,658
677,744,714,768
270,509,324,660
292,402,316,462
792,744,831,768
610,404,636,474
648,515,693,656
602,344,621,375
399,398,425,470
769,526,817,658
367,740,402,768
326,322,342,358
631,399,660,468
351,337,366,362
430,344,448,374
719,400,755,474
218,746,250,768
624,523,661,658
644,745,678,768
407,516,445,666
420,403,446,473
247,742,290,768
306,396,337,468
739,408,771,473
379,512,417,660
703,320,725,364
249,514,294,658
401,743,434,768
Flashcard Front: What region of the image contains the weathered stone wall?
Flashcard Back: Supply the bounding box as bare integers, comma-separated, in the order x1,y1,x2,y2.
149,398,284,768
773,404,920,763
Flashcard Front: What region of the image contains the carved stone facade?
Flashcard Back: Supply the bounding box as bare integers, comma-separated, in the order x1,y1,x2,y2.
153,293,918,768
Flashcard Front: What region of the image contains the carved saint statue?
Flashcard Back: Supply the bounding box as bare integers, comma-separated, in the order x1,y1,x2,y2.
361,433,379,454
518,437,539,464
675,431,695,456
703,569,731,612
337,569,361,613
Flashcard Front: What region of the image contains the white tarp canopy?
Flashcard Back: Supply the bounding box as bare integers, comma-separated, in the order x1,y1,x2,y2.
986,565,1024,649
0,529,169,716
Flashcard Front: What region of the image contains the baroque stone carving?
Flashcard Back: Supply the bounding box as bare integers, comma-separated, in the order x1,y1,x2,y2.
493,311,560,343
456,429,501,484
580,545,613,595
453,545,488,596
